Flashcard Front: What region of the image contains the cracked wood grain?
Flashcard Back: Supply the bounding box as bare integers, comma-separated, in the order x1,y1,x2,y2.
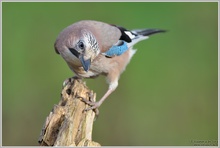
38,78,100,146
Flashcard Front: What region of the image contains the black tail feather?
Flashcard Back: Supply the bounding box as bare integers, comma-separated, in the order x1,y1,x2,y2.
134,29,167,36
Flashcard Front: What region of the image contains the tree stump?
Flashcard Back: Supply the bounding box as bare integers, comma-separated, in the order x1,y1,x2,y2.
38,78,101,146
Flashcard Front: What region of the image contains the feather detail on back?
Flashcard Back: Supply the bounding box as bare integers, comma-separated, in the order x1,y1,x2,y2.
102,26,166,57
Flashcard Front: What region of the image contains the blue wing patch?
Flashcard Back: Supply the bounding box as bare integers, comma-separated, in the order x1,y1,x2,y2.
103,41,128,57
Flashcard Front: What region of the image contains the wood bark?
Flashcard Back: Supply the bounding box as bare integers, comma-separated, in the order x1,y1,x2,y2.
38,78,100,146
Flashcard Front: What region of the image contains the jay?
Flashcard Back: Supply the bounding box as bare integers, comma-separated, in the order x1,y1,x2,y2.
54,20,165,112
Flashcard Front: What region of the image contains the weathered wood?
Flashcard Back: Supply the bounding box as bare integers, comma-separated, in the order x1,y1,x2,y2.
38,78,100,146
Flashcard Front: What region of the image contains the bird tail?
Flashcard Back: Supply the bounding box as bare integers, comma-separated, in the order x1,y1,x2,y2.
126,29,166,48
132,29,166,36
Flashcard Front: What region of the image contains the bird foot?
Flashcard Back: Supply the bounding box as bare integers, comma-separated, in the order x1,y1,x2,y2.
62,76,82,88
76,92,99,117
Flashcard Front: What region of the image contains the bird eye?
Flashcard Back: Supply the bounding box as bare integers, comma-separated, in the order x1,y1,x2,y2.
78,41,85,50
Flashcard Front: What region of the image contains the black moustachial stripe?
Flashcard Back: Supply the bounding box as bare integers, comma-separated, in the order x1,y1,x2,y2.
69,48,80,58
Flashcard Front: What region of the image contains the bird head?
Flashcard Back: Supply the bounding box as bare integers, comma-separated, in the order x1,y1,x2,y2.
55,27,100,72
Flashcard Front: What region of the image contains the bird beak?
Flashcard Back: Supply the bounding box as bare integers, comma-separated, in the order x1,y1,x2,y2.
79,55,91,72
68,48,91,72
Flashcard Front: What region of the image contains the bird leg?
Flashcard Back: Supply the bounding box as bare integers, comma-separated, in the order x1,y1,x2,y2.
81,80,118,112
77,88,113,117
77,92,99,116
83,88,115,111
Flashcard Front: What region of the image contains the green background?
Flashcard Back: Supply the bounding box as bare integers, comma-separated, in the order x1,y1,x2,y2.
2,2,218,146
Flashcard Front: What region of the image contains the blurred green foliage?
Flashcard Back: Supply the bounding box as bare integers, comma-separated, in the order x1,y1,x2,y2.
2,2,218,146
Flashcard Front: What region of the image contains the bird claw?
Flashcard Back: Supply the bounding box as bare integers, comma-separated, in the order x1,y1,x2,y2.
80,97,95,106
76,92,100,117
62,76,81,88
83,102,100,111
62,78,72,87
83,105,99,119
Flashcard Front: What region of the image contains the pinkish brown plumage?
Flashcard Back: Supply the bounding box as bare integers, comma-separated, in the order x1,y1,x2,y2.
54,20,165,112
